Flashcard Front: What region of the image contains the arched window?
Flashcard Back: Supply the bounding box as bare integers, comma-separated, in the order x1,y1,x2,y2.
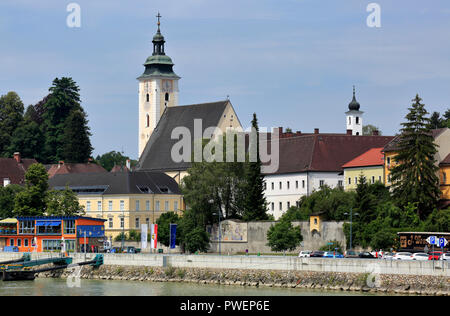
165,93,169,101
348,117,351,125
356,132,360,135
356,117,359,124
146,94,150,102
146,114,150,128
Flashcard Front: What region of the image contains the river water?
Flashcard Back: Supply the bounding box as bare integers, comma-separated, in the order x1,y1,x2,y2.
0,278,386,296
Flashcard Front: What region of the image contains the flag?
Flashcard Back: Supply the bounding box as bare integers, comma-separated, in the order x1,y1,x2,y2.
141,224,148,249
170,224,177,249
150,224,158,249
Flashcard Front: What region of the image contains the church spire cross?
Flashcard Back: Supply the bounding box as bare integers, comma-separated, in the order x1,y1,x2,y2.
156,12,162,31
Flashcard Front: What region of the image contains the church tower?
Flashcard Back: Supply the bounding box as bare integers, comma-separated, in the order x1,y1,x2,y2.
138,13,180,158
345,86,363,136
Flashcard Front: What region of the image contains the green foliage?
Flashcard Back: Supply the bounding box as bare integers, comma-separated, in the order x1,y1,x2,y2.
266,218,303,252
292,185,356,221
0,184,24,219
183,226,210,253
319,240,343,254
61,109,93,163
422,208,450,232
13,163,49,216
390,95,441,219
0,92,24,156
156,212,180,247
128,229,141,242
95,151,137,172
362,124,382,136
242,113,268,221
46,186,85,216
114,232,128,242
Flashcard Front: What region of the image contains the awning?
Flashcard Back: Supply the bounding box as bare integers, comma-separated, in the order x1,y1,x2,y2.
0,218,18,224
36,221,61,227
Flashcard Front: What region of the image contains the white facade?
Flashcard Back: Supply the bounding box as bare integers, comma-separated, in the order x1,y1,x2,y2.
138,77,179,158
264,172,344,219
345,110,364,136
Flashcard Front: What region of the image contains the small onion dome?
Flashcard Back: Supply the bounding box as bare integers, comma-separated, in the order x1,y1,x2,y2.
348,86,360,111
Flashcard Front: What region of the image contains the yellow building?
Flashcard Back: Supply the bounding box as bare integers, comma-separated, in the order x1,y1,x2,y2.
49,171,184,240
342,148,385,191
440,153,450,203
383,128,450,203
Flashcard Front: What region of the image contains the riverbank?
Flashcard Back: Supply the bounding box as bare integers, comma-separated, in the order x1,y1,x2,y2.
39,265,449,296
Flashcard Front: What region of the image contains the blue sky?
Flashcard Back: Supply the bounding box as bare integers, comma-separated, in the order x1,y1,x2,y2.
1,0,449,160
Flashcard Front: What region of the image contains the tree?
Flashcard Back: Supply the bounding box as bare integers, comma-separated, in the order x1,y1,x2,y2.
41,77,84,163
61,109,93,163
0,92,24,156
46,186,85,216
0,185,24,219
7,120,45,161
430,112,444,129
177,209,210,253
242,113,268,221
13,163,49,216
95,151,136,172
156,212,180,247
363,124,382,136
266,218,303,252
390,95,441,219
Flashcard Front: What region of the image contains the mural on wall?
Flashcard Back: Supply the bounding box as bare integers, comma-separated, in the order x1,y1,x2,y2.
207,220,247,242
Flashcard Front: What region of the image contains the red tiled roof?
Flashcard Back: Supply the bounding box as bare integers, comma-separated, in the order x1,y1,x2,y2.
342,148,384,168
0,157,38,186
47,163,107,178
383,128,448,152
263,134,394,175
440,153,450,166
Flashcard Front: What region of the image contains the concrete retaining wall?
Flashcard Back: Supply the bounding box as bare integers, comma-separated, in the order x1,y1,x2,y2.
208,220,346,254
1,252,448,277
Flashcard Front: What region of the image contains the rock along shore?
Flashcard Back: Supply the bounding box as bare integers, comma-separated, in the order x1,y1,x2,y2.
38,265,450,296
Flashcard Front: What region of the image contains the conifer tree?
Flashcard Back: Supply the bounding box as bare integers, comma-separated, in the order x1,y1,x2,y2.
242,113,268,221
390,95,441,219
62,109,93,163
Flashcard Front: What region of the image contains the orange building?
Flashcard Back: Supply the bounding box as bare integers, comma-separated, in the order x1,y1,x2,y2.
383,128,450,206
0,216,106,253
440,154,450,206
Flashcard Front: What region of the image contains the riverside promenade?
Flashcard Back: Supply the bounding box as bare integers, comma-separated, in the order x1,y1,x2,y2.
0,252,448,276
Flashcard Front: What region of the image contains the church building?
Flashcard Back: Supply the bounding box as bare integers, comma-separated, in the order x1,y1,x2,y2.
136,15,242,183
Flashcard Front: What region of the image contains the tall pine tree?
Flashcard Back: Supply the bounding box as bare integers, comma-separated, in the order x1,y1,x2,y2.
390,95,441,219
242,113,268,221
62,109,93,163
41,77,84,163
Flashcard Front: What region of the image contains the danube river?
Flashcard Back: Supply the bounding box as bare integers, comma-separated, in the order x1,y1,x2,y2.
0,278,389,296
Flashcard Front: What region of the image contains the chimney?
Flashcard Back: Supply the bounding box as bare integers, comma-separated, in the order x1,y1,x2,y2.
3,178,10,187
126,159,131,170
88,158,93,164
372,130,379,136
13,152,21,163
58,161,64,169
347,129,353,135
314,128,319,134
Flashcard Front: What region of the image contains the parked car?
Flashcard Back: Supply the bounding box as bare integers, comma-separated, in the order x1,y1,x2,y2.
428,252,443,261
411,253,429,261
443,253,450,261
344,250,359,258
393,252,413,260
358,252,375,259
309,251,325,258
298,251,312,258
126,246,137,253
382,252,395,260
323,251,344,258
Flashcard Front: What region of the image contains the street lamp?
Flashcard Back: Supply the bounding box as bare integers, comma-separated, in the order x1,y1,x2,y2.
209,199,221,255
344,208,359,251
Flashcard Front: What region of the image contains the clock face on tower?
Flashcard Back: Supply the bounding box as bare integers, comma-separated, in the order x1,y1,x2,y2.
163,80,173,92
